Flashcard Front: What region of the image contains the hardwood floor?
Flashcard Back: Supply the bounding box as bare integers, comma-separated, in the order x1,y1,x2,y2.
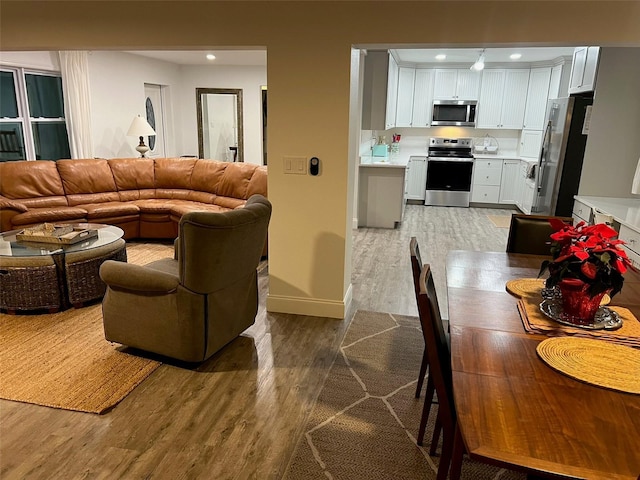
0,205,513,479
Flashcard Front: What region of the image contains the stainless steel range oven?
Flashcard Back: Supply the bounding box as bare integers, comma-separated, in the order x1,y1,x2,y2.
425,137,474,207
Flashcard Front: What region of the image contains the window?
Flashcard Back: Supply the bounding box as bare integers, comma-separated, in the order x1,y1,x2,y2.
0,67,71,162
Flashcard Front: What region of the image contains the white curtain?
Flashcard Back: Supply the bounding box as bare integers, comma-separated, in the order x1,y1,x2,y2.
59,51,94,159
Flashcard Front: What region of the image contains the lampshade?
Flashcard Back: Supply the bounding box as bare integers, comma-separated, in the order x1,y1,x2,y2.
632,156,640,195
127,115,156,137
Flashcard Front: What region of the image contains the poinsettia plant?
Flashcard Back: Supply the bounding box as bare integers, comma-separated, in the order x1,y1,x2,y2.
538,220,634,298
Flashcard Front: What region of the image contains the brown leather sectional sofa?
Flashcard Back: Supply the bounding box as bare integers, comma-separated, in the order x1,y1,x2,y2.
0,158,267,240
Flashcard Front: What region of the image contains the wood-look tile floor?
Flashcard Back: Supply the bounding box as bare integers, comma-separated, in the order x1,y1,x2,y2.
0,205,513,479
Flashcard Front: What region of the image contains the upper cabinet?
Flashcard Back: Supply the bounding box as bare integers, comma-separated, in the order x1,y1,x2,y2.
385,54,399,129
568,46,600,94
523,67,552,130
433,69,481,100
362,51,398,131
477,69,529,129
395,66,415,128
411,69,435,127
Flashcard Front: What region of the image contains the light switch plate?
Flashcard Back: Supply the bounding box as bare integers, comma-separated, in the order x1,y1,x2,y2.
283,156,307,175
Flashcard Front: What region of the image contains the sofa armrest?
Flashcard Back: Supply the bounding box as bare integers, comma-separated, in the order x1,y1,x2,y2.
100,260,179,293
0,196,28,213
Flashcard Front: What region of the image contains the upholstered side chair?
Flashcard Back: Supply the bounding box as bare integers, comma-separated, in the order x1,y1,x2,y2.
99,194,271,363
506,213,573,256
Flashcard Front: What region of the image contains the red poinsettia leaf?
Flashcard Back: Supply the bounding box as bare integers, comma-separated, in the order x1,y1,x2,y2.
613,257,627,274
580,262,598,279
549,218,571,232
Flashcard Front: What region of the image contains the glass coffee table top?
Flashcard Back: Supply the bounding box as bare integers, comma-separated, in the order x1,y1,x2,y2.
0,223,124,257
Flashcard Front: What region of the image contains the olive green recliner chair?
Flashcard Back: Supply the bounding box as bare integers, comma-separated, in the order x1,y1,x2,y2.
99,195,271,362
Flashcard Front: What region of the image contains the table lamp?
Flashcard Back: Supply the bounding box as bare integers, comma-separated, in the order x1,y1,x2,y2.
127,115,156,158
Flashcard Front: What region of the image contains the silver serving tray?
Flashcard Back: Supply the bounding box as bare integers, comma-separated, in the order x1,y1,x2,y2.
539,299,622,331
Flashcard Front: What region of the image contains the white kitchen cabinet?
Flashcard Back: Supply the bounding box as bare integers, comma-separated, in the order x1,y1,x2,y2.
519,129,543,159
471,158,503,203
411,69,435,127
521,179,536,214
395,66,415,127
499,160,521,204
572,198,592,224
362,51,395,131
568,46,600,95
618,224,640,268
477,69,529,129
433,69,481,100
405,156,427,201
548,64,563,100
523,67,552,130
385,54,399,129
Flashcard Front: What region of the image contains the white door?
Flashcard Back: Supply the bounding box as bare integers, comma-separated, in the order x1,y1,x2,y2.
144,84,166,158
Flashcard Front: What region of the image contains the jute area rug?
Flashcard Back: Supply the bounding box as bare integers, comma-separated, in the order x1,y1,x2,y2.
0,241,173,414
487,214,512,229
283,310,527,480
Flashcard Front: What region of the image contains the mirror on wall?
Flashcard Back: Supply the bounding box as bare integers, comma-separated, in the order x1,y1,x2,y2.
196,88,243,162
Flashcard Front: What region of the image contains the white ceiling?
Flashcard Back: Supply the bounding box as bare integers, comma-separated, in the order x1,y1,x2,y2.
126,49,267,66
127,47,575,67
394,47,576,64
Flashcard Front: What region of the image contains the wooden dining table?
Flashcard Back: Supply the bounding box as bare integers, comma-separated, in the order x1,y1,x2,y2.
446,250,640,480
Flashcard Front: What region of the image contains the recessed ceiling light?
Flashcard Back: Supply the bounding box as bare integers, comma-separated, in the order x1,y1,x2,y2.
206,54,216,61
510,53,522,60
435,54,446,60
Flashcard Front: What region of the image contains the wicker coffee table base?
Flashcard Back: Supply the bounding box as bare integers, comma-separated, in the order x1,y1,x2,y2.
0,239,127,313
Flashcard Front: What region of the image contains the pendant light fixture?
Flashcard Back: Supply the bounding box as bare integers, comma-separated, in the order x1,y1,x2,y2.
471,49,486,71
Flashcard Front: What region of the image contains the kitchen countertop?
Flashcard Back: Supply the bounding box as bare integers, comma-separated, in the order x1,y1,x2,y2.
574,195,640,232
360,146,538,167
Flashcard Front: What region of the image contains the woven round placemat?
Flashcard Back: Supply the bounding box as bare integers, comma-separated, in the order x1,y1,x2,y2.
506,278,610,305
536,337,640,394
506,278,545,298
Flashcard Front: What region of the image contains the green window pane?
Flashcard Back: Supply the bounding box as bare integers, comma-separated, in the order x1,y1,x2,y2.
32,122,70,160
26,74,65,118
0,123,26,161
0,71,19,118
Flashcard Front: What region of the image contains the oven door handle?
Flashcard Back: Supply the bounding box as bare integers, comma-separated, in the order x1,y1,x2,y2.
427,157,475,163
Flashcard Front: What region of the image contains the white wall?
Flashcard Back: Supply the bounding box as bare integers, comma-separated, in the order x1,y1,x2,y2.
177,65,266,164
88,51,181,159
2,51,267,163
580,47,640,198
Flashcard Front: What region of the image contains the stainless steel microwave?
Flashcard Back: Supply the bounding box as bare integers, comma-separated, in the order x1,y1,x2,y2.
432,100,477,127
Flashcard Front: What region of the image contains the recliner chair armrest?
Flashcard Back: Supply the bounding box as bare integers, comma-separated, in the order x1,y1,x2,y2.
99,260,179,293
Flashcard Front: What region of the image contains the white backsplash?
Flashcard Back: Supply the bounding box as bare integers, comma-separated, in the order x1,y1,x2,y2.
362,127,523,156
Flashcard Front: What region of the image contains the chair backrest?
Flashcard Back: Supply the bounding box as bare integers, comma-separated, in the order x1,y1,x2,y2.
414,261,456,431
506,213,573,256
177,194,271,293
410,237,423,298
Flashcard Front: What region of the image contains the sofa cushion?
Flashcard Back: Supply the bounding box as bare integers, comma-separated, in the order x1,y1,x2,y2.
11,206,87,226
169,203,227,217
247,166,268,198
191,159,228,195
217,162,263,199
154,158,197,190
133,199,201,214
108,158,156,189
57,159,118,206
0,161,67,206
213,196,245,209
75,202,140,220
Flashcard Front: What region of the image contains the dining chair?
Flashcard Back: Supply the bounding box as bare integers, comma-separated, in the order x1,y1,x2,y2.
414,261,461,480
409,237,437,443
506,213,573,256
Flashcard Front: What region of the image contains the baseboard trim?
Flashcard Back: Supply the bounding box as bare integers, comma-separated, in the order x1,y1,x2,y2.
267,283,353,319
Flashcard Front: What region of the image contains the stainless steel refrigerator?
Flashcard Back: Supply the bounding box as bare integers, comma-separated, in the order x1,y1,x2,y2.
532,95,593,217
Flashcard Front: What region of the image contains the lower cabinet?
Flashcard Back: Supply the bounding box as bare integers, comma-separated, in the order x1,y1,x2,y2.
405,156,427,201
358,165,407,228
471,158,503,203
499,160,521,204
